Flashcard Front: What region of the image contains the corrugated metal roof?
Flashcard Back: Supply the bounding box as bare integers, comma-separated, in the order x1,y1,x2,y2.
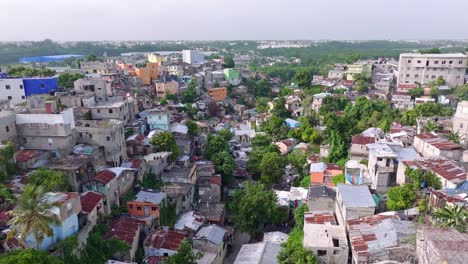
194,225,227,245
337,184,376,208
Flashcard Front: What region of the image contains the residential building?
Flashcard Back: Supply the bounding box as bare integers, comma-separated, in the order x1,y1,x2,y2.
144,229,186,257
0,111,17,145
391,92,414,110
413,133,462,161
127,189,166,221
307,185,336,211
344,160,369,186
22,76,58,97
367,143,398,193
80,61,116,74
74,77,108,102
106,167,137,196
161,63,184,77
275,139,296,155
234,232,288,264
24,192,80,250
47,155,95,192
303,210,348,264
349,135,376,160
76,119,127,167
348,214,416,264
335,184,376,225
162,183,194,214
417,226,468,264
14,149,48,170
223,68,240,85
275,187,308,208
15,104,76,155
208,87,227,101
328,69,345,80
453,101,468,148
82,170,119,214
88,99,132,125
58,91,96,108
182,50,204,64
198,175,222,203
134,63,159,85
80,191,104,226
147,53,166,64
397,157,467,189
397,53,467,87
174,211,205,235
311,93,331,112
104,217,144,261
147,109,170,131
192,225,228,264
0,78,25,106
309,162,343,186
154,80,179,99
143,152,173,177
198,202,225,225
161,161,197,184
346,64,372,80
121,158,147,182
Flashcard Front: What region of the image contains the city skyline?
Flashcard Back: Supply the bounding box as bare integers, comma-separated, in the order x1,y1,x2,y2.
3,0,468,41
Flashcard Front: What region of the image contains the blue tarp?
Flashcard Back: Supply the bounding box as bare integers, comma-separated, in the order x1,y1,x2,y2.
19,54,84,63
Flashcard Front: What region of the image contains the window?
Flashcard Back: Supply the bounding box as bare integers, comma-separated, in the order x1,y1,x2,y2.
21,138,27,144
106,136,110,141
136,206,142,211
163,253,168,257
332,239,339,247
7,96,12,100
97,109,101,113
459,60,464,64
449,61,453,64
415,74,419,78
431,75,436,79
461,124,464,128
406,67,410,70
442,61,446,64
40,83,45,88
5,85,10,90
417,60,421,63
151,207,157,211
89,134,93,139
317,250,327,256
406,74,410,77
5,126,9,132
21,96,25,99
434,60,439,64
407,60,411,63
109,109,113,114
19,85,23,89
79,132,83,137
425,75,429,78
456,76,461,80
333,250,340,255
129,204,133,209
377,158,383,161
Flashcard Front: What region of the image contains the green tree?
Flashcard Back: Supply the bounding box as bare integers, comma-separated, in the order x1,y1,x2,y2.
212,151,236,184
223,56,235,68
424,120,439,132
405,168,442,190
0,183,14,205
419,48,441,54
288,149,307,175
205,135,229,160
159,98,168,106
164,239,202,264
328,130,348,163
294,204,309,229
229,182,283,236
8,185,60,249
259,152,287,185
150,132,180,160
252,134,273,148
255,97,271,113
386,184,417,211
28,168,69,192
217,128,233,141
432,205,467,233
0,249,64,264
446,131,461,144
182,80,197,103
272,96,290,119
331,174,346,186
57,73,84,88
0,142,16,181
408,88,424,99
293,70,311,88
185,120,199,136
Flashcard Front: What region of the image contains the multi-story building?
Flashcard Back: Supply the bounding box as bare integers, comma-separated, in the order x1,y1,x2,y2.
82,169,119,214
346,64,372,81
134,63,159,85
80,61,116,74
397,53,467,87
367,143,398,193
453,101,468,148
208,87,227,101
147,109,170,131
74,77,108,102
311,93,332,112
127,189,166,220
413,133,462,161
154,80,179,99
0,111,17,145
0,78,25,106
15,102,76,155
335,184,376,226
75,119,127,166
147,53,166,64
88,99,133,125
182,50,204,64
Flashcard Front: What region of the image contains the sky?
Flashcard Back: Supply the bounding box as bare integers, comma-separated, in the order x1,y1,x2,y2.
3,0,468,41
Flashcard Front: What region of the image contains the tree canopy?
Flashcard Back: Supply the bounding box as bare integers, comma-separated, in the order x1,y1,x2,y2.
205,135,229,161
164,239,202,264
150,132,180,160
259,152,287,185
0,249,63,264
28,168,69,192
57,73,84,88
386,184,417,211
182,80,197,103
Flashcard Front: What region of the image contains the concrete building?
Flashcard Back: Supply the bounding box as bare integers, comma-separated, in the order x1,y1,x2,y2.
147,53,166,64
127,189,166,221
182,50,204,64
162,183,195,215
80,61,116,74
453,101,468,148
104,217,144,261
311,93,332,112
234,232,288,264
192,225,228,264
335,184,376,226
89,99,132,125
208,87,227,101
82,169,119,214
367,143,398,193
144,229,186,257
328,69,345,80
346,64,372,81
47,155,95,192
391,92,414,110
413,133,462,161
417,226,468,264
75,119,127,166
397,53,467,87
134,63,159,86
0,111,17,145
0,78,25,106
143,152,173,177
349,135,376,161
303,210,348,264
147,109,170,131
348,214,416,264
15,104,76,155
345,160,369,186
74,78,108,102
154,80,179,99
307,185,336,211
309,162,343,186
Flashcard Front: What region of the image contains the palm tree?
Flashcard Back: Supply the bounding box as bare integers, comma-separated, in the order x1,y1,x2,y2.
432,205,467,233
7,185,59,249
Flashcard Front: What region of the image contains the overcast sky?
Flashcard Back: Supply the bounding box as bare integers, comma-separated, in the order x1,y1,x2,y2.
3,0,468,41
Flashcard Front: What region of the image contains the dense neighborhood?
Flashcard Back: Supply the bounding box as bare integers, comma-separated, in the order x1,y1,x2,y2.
0,40,467,264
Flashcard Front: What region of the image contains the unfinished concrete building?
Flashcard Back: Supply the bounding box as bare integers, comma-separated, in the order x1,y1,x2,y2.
367,143,398,193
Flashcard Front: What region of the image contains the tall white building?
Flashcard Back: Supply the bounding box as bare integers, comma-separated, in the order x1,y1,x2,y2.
182,50,204,64
0,78,26,107
397,53,467,87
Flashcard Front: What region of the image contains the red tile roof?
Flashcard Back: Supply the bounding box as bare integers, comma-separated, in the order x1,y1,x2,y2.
144,229,186,251
92,170,116,184
403,158,466,184
326,163,343,171
210,176,222,186
104,217,144,245
304,211,337,225
15,150,40,162
80,191,103,213
351,135,376,145
398,84,417,89
415,133,461,150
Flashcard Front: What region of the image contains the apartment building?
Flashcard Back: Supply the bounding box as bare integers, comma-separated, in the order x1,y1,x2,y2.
74,77,108,102
80,61,116,74
0,78,25,106
89,99,132,125
154,80,179,99
75,119,127,166
208,87,227,101
397,53,467,87
182,50,204,64
453,101,468,148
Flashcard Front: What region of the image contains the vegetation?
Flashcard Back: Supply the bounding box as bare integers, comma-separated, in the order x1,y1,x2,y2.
244,78,271,97
150,132,180,160
28,168,69,192
164,239,202,264
259,152,287,185
419,48,441,54
386,184,417,211
0,249,63,264
160,203,177,227
205,135,229,160
57,73,84,88
0,142,16,181
432,205,467,233
406,168,442,190
293,70,312,88
331,174,346,186
6,66,55,77
217,128,233,141
212,151,236,184
229,182,286,236
401,103,454,125
182,80,197,103
8,185,59,249
185,120,200,136
223,56,235,68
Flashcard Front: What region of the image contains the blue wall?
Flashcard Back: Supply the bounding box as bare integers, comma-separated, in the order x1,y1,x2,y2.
23,77,58,96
